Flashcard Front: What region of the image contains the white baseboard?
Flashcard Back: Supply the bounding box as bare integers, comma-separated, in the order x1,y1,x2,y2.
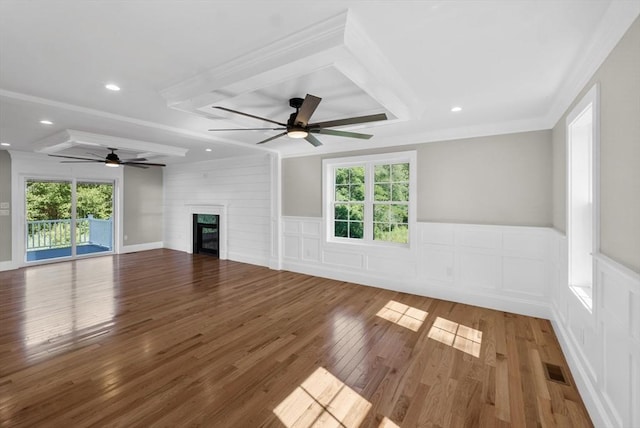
282,259,551,319
227,250,269,268
551,304,612,428
413,279,551,319
0,260,16,272
120,241,164,254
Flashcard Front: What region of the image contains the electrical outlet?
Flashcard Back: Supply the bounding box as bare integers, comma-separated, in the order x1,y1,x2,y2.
124,234,128,241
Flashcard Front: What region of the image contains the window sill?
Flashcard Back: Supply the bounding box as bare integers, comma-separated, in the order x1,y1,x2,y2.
569,284,593,312
324,238,415,255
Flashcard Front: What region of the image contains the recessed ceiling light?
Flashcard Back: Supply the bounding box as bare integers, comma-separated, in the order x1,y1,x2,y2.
105,83,121,91
40,120,53,125
205,148,212,152
0,143,10,146
451,106,462,112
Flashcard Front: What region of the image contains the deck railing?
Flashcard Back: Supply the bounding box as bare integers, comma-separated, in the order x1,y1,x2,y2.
26,217,112,250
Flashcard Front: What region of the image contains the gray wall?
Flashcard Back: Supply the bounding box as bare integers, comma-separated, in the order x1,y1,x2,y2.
0,150,11,261
282,130,552,227
282,155,323,217
417,131,552,225
123,166,163,246
283,144,420,217
552,16,640,273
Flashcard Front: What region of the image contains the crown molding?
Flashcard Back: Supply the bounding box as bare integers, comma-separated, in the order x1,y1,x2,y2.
0,89,273,153
33,129,189,157
160,12,351,107
31,130,79,153
160,10,420,123
544,0,640,128
280,115,551,158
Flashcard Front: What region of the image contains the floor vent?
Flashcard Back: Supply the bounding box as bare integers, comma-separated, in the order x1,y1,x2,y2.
543,362,569,385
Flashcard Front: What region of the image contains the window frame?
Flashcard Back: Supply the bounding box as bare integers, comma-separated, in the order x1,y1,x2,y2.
566,83,599,312
323,151,417,249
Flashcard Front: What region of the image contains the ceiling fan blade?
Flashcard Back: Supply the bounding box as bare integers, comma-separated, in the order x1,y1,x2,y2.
309,113,388,129
304,134,323,147
310,129,373,140
59,160,105,163
212,106,287,126
208,127,286,132
122,163,148,169
295,94,322,126
122,161,166,167
256,132,287,145
48,154,100,161
120,158,148,162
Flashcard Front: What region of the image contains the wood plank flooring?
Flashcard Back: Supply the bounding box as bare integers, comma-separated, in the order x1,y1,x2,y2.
0,249,592,427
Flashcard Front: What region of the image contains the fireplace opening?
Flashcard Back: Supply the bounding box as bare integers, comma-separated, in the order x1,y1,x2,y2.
193,214,219,257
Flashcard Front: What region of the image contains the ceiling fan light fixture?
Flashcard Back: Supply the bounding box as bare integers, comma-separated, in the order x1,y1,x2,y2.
209,94,387,146
287,127,308,139
105,150,120,167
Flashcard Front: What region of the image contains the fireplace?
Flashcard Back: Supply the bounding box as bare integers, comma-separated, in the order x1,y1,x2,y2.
185,204,227,259
193,214,219,257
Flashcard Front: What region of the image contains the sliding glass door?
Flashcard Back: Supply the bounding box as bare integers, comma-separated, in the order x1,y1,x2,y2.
25,179,114,262
26,180,73,261
76,181,114,256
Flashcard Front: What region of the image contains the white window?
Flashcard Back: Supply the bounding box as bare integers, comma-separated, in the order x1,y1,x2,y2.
323,151,416,247
567,84,599,310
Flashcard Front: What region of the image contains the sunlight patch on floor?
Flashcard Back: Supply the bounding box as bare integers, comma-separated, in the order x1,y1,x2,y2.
427,316,483,357
274,367,372,428
378,416,401,427
376,300,428,332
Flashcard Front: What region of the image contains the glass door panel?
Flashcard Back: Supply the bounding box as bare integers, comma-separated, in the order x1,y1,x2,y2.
200,226,219,253
193,214,219,257
26,180,72,261
76,182,114,256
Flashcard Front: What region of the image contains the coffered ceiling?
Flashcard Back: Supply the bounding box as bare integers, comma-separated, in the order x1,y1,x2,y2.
0,1,638,164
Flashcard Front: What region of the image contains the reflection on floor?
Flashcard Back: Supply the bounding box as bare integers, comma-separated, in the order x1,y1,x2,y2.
0,250,593,427
26,244,111,261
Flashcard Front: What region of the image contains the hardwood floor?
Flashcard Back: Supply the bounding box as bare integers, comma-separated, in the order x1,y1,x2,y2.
0,249,592,427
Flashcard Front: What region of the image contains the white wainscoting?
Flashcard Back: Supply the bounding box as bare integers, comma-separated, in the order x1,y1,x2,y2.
282,217,554,318
282,217,640,427
550,231,640,428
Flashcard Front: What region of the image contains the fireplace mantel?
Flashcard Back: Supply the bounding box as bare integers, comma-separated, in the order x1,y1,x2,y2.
185,204,227,259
